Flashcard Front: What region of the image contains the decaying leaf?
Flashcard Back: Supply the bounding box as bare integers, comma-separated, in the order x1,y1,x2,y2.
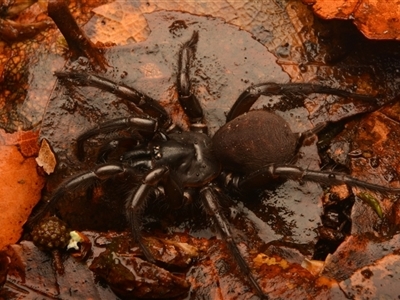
1,240,117,299
0,129,45,249
2,0,400,299
322,233,400,281
340,253,400,298
35,138,57,174
90,254,190,299
0,0,52,42
303,0,400,40
328,100,400,235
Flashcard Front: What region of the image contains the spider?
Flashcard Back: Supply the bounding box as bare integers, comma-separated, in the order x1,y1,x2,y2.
28,3,400,299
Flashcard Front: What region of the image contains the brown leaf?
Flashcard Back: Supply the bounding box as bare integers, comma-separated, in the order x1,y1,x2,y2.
304,0,400,40
339,253,400,298
0,130,45,249
35,138,57,174
322,233,400,281
1,240,117,299
328,100,400,235
4,1,400,299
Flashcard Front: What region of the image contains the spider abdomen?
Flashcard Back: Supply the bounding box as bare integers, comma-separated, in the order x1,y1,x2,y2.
212,110,298,174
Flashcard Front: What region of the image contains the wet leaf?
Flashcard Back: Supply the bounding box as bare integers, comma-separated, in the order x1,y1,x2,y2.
0,0,109,132
329,100,400,235
2,0,400,299
322,233,400,282
340,253,400,298
0,240,117,299
89,232,194,299
303,0,400,40
0,0,52,42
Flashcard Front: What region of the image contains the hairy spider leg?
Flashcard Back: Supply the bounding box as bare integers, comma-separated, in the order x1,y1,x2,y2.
125,166,184,262
226,82,378,121
41,27,269,297
177,31,208,134
95,138,149,163
119,148,154,169
54,29,207,140
176,32,266,296
292,121,328,161
27,164,141,228
55,71,170,127
75,116,157,161
238,164,400,195
121,148,152,161
201,187,268,300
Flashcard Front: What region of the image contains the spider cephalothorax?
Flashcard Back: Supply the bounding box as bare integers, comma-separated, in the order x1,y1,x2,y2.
29,2,400,299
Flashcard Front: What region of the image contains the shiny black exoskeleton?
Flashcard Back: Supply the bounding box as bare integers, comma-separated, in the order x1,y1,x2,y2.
29,24,400,299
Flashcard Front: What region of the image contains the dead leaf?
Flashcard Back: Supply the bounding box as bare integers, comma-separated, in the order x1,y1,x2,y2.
322,233,400,281
339,253,400,298
328,100,400,235
2,0,400,299
35,138,57,174
303,0,400,40
0,129,45,249
1,240,117,299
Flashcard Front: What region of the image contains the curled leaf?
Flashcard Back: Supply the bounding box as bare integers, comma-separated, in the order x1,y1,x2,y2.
35,139,57,174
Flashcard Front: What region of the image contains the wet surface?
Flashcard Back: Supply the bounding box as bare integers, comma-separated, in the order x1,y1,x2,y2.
2,0,400,299
0,231,346,299
0,0,111,132
38,11,325,250
323,233,400,282
328,100,400,236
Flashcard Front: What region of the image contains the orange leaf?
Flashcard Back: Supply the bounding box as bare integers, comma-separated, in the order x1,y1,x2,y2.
0,130,45,249
304,0,400,40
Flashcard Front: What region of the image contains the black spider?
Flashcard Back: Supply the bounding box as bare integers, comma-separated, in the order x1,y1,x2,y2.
29,23,400,300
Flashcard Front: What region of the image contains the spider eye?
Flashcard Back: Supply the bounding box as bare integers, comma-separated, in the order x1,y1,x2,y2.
153,145,162,159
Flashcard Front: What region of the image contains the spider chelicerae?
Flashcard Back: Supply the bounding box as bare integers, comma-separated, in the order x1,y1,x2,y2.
29,2,400,299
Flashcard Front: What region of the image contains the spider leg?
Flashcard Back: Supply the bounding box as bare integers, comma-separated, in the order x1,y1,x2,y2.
238,163,400,194
292,122,328,160
27,164,141,228
227,82,377,121
200,187,267,299
126,166,184,262
77,116,157,161
96,138,145,163
55,71,170,127
177,31,208,134
121,148,152,162
297,121,327,143
122,148,153,169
